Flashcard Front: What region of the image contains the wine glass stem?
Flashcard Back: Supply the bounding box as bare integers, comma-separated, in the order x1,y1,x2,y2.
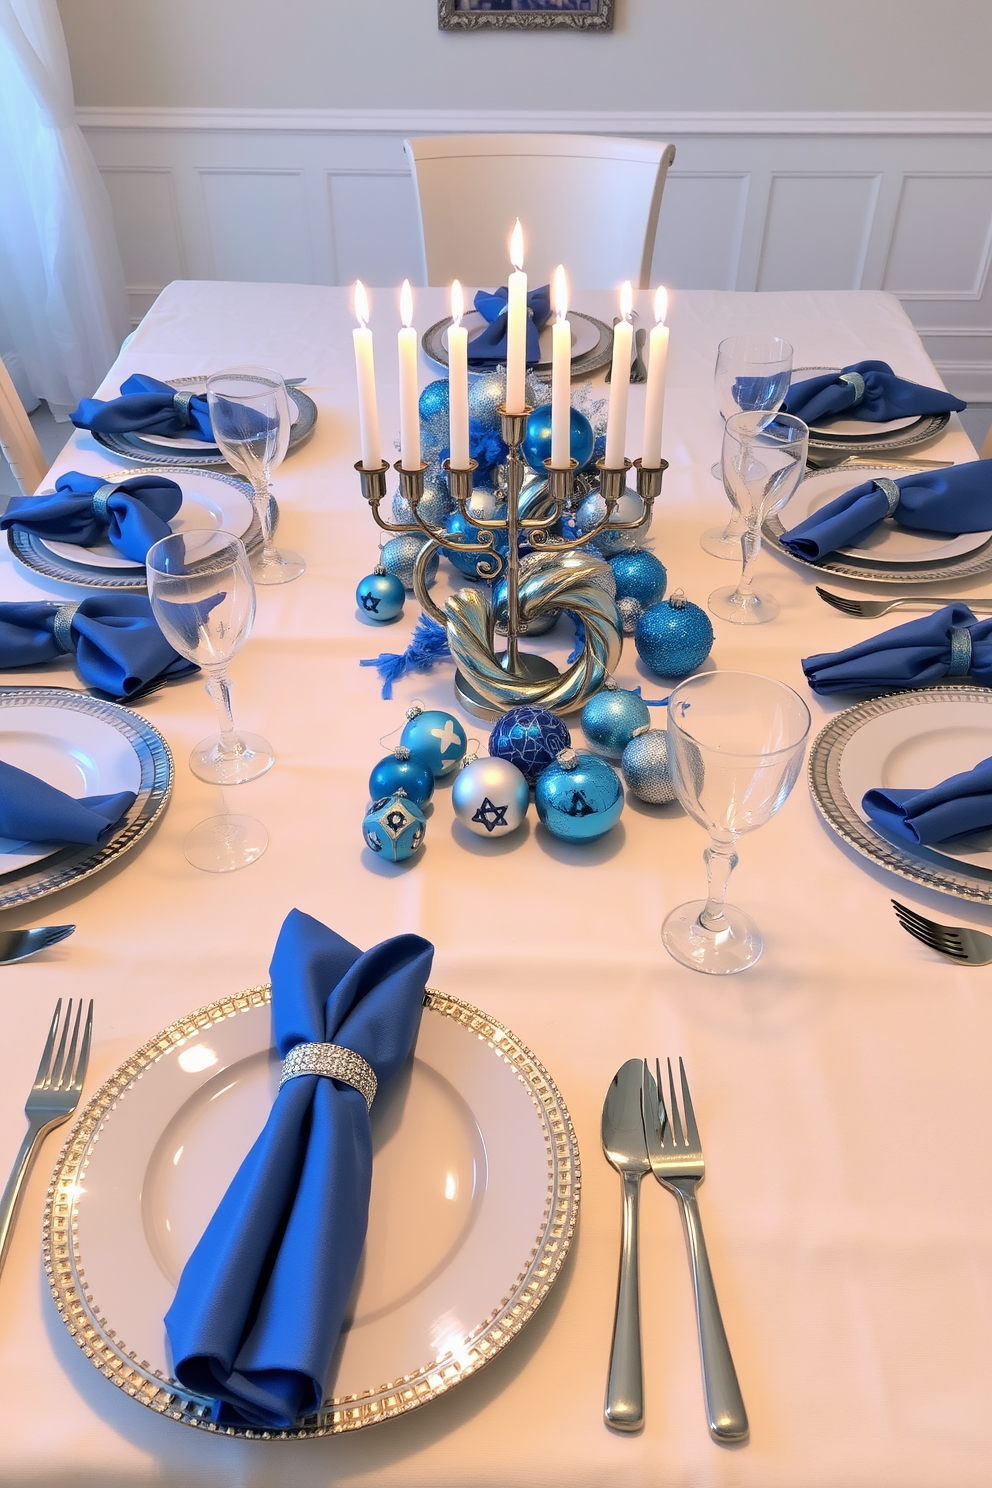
721,507,745,541
206,668,242,760
699,841,739,932
734,521,761,599
252,477,277,565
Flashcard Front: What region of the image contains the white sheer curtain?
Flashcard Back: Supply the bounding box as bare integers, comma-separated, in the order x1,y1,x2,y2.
0,0,129,418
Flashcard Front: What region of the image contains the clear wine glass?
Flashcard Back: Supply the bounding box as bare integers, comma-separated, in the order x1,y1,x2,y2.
702,334,794,559
663,671,811,974
146,529,272,872
708,410,808,626
206,366,305,584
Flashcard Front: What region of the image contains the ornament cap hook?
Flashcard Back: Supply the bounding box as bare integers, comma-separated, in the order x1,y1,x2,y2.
556,747,579,771
669,588,687,610
631,724,651,738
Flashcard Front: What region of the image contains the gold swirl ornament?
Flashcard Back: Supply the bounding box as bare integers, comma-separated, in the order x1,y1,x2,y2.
445,548,623,714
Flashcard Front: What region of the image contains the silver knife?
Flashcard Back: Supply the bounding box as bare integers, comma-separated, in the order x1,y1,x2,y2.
601,1058,651,1431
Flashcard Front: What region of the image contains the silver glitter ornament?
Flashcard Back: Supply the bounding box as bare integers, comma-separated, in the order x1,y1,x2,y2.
574,488,650,557
617,595,644,634
621,727,677,804
392,465,454,526
380,533,439,592
451,754,529,838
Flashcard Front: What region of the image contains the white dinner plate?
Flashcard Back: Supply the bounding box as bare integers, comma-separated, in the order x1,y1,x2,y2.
45,986,580,1439
794,367,925,436
796,465,991,565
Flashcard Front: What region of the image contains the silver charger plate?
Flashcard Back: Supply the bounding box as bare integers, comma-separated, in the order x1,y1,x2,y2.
791,367,951,454
88,378,318,469
808,684,992,904
0,688,172,910
422,309,614,379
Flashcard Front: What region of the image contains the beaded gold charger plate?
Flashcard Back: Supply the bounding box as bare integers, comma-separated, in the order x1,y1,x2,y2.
45,987,580,1438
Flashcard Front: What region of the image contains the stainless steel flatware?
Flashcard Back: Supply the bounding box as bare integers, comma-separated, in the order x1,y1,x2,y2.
805,450,953,472
815,585,992,619
630,328,648,384
0,997,93,1277
643,1057,748,1443
892,900,992,964
1,677,168,706
601,1057,650,1431
0,925,75,966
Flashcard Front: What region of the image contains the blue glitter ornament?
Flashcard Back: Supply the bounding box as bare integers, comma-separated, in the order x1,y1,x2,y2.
610,549,667,609
621,727,676,805
441,509,508,579
418,379,450,462
356,566,405,623
580,681,651,757
368,746,435,807
381,534,439,592
488,705,571,787
362,789,426,862
535,747,624,843
635,589,714,679
575,488,650,557
451,754,529,838
392,465,454,526
400,704,468,778
522,404,595,473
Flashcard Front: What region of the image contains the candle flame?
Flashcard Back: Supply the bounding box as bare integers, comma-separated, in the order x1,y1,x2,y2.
510,218,524,272
620,280,633,322
553,264,569,321
451,278,464,326
400,279,413,329
654,285,668,325
354,279,369,327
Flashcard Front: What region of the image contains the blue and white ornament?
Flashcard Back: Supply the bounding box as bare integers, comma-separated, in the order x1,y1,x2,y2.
488,705,571,787
380,534,439,592
466,480,506,522
392,464,454,526
362,789,426,862
400,704,468,778
535,748,624,843
356,566,405,623
418,379,450,463
610,549,667,609
451,753,529,838
580,679,651,757
368,745,435,807
522,404,595,473
621,727,676,805
635,589,714,680
574,488,650,557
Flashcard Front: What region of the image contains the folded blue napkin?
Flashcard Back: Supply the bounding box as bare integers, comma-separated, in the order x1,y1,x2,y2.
70,373,213,442
781,459,992,562
783,360,966,426
802,604,992,695
1,470,183,563
165,909,434,1429
0,597,197,699
468,284,551,366
863,755,992,846
0,758,134,847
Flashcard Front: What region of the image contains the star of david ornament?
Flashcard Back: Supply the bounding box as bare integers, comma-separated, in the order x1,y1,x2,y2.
534,747,624,844
355,565,405,623
451,755,529,838
400,704,468,778
362,788,427,862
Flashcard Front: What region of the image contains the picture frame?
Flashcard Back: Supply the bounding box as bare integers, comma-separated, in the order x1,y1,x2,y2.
438,0,614,31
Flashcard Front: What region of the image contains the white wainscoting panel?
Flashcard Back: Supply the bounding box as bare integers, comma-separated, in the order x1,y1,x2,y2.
756,174,880,292
882,174,992,299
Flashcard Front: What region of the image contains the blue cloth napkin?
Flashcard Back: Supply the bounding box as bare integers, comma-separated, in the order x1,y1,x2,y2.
70,373,214,442
781,459,992,562
783,360,966,426
1,470,183,563
165,909,434,1429
802,604,992,695
467,284,551,366
0,758,135,847
0,598,197,699
863,755,992,846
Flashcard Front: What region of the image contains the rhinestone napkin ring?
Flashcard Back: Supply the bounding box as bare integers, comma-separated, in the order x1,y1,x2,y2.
279,1041,377,1109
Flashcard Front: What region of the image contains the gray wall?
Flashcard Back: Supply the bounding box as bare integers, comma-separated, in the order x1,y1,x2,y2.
58,0,992,114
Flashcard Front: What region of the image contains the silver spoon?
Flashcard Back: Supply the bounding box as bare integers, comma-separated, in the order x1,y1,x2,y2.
0,925,75,966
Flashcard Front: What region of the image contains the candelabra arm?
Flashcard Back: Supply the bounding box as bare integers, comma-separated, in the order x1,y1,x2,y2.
411,538,448,628
356,460,422,536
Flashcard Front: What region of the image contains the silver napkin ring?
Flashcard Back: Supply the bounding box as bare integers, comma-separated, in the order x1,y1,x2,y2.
839,370,866,404
875,477,901,517
90,482,119,522
51,602,81,654
279,1041,377,1109
173,391,194,426
948,626,973,678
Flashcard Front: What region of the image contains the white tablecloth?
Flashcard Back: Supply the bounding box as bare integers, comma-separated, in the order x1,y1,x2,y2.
1,285,990,1488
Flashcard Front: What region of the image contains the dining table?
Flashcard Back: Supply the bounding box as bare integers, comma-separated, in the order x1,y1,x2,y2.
0,280,989,1488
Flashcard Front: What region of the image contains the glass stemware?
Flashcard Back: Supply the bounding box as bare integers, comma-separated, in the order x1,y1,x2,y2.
708,410,809,626
146,529,273,872
662,671,811,974
206,366,305,585
702,334,794,559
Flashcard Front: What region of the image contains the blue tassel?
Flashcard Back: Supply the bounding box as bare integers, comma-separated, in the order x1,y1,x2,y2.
631,685,669,706
360,613,452,700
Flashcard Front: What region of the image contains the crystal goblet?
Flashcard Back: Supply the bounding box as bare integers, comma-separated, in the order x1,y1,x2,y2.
703,334,793,558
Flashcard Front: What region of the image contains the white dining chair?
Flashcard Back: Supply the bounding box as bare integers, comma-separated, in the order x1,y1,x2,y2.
403,134,676,290
981,418,992,459
0,357,47,497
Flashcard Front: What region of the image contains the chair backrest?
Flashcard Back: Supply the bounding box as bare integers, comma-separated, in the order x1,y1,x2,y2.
981,420,992,460
0,357,47,496
404,134,675,290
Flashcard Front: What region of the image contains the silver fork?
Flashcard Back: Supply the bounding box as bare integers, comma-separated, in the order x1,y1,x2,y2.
630,328,648,385
0,925,75,966
892,900,992,965
0,998,93,1277
815,586,992,619
643,1058,748,1443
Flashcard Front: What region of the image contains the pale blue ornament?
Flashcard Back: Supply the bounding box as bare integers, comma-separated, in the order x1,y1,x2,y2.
368,746,435,807
580,681,651,757
400,704,468,777
574,488,650,557
522,404,595,473
635,589,714,679
535,748,624,843
468,367,546,437
466,481,506,522
418,379,450,462
392,465,454,526
356,567,405,622
380,534,439,592
451,755,529,837
489,706,570,787
362,789,426,862
610,549,667,609
621,728,676,805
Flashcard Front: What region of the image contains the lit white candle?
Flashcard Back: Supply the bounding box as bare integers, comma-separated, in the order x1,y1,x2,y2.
505,218,528,414
551,264,571,469
448,279,470,468
641,285,670,469
398,279,421,469
605,280,633,468
352,280,381,468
